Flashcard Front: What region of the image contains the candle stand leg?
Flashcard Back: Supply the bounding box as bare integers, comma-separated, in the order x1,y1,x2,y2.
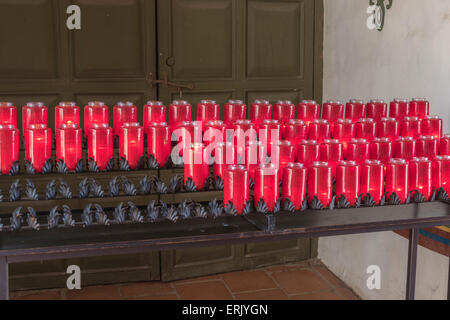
447,255,450,300
406,228,418,300
0,256,8,300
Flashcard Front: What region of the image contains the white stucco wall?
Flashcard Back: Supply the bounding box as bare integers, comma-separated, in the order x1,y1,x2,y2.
320,0,450,299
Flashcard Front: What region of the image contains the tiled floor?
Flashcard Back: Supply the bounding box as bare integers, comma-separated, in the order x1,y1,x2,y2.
10,259,360,300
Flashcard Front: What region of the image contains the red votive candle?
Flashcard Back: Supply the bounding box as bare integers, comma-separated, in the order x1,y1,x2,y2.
345,138,369,164
308,161,333,207
409,98,429,119
386,158,409,203
24,124,52,173
272,140,294,181
332,119,354,154
224,165,249,214
282,163,307,210
360,160,384,204
376,117,399,139
56,123,82,171
389,99,409,120
432,155,450,194
0,125,19,174
336,161,360,205
204,120,226,151
399,116,421,138
393,136,416,161
113,101,137,137
87,124,113,170
119,122,144,169
416,135,438,159
184,143,209,190
254,163,279,211
250,99,272,129
273,100,295,124
197,100,220,126
259,119,281,156
224,100,246,127
408,157,432,200
213,142,235,180
345,99,366,123
297,140,320,167
298,100,320,126
147,122,171,168
55,101,80,129
421,115,442,140
367,99,387,121
369,137,393,164
169,100,192,132
0,102,17,128
319,139,343,176
439,134,450,155
245,141,266,180
22,102,48,131
232,120,257,159
84,101,109,134
322,100,344,125
176,121,202,156
308,119,330,143
143,101,166,128
283,119,307,146
355,118,376,142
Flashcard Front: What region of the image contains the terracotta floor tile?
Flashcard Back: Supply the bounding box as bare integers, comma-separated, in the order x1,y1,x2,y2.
272,269,331,295
335,287,360,300
120,281,174,298
290,290,342,300
313,266,346,288
65,285,122,300
234,289,289,300
127,294,179,300
222,270,277,293
12,290,62,300
175,280,233,300
174,274,222,284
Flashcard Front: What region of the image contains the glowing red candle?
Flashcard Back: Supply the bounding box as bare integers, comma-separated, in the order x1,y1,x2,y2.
376,117,399,139
386,158,409,203
24,124,52,173
282,163,307,210
143,101,166,129
360,160,384,204
322,100,344,125
345,99,366,123
408,157,432,200
389,99,409,120
224,165,249,214
232,120,257,159
119,122,144,169
308,161,333,207
272,140,294,181
336,161,360,205
224,100,246,127
432,155,450,194
56,123,82,171
197,100,220,126
393,136,416,161
332,119,354,153
176,121,202,156
204,120,226,151
84,101,109,134
355,118,376,142
169,100,192,131
409,98,429,119
439,134,450,155
184,143,209,190
366,99,387,121
213,142,235,180
0,102,17,128
399,116,421,138
421,115,442,140
308,119,330,143
113,102,137,137
297,140,320,167
254,163,279,211
369,137,393,164
147,122,171,168
87,124,113,170
250,100,272,129
22,102,48,131
345,138,369,164
319,139,343,176
282,119,307,147
416,135,438,159
245,141,266,181
259,119,281,156
273,100,295,124
55,101,80,129
0,125,19,174
298,100,320,126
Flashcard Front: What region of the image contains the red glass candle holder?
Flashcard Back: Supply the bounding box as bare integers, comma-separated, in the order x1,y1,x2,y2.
308,161,333,207
297,140,320,167
271,140,294,181
409,98,429,119
319,139,343,176
399,116,421,138
87,124,113,170
416,135,438,159
224,165,249,214
250,99,272,129
420,115,442,140
184,143,209,190
259,119,281,156
336,160,360,206
308,119,330,143
273,100,295,124
55,101,80,129
119,122,144,169
439,134,450,155
298,100,320,126
175,121,202,156
147,122,170,168
408,157,432,200
432,155,450,194
369,137,393,164
0,102,17,128
393,136,416,161
254,163,279,211
389,99,409,120
245,141,266,181
345,138,369,164
366,99,387,121
355,118,376,142
283,119,307,145
169,100,192,131
332,119,354,154
84,101,109,134
197,100,220,126
213,142,236,180
282,163,307,210
56,123,82,171
385,158,409,203
143,101,166,129
345,99,366,123
360,160,384,204
232,120,257,159
113,101,137,137
24,124,52,173
22,102,48,131
376,117,399,139
322,100,344,125
204,120,226,151
0,125,19,174
224,100,246,127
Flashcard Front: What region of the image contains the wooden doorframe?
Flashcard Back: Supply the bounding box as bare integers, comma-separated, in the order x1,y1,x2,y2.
313,0,324,106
